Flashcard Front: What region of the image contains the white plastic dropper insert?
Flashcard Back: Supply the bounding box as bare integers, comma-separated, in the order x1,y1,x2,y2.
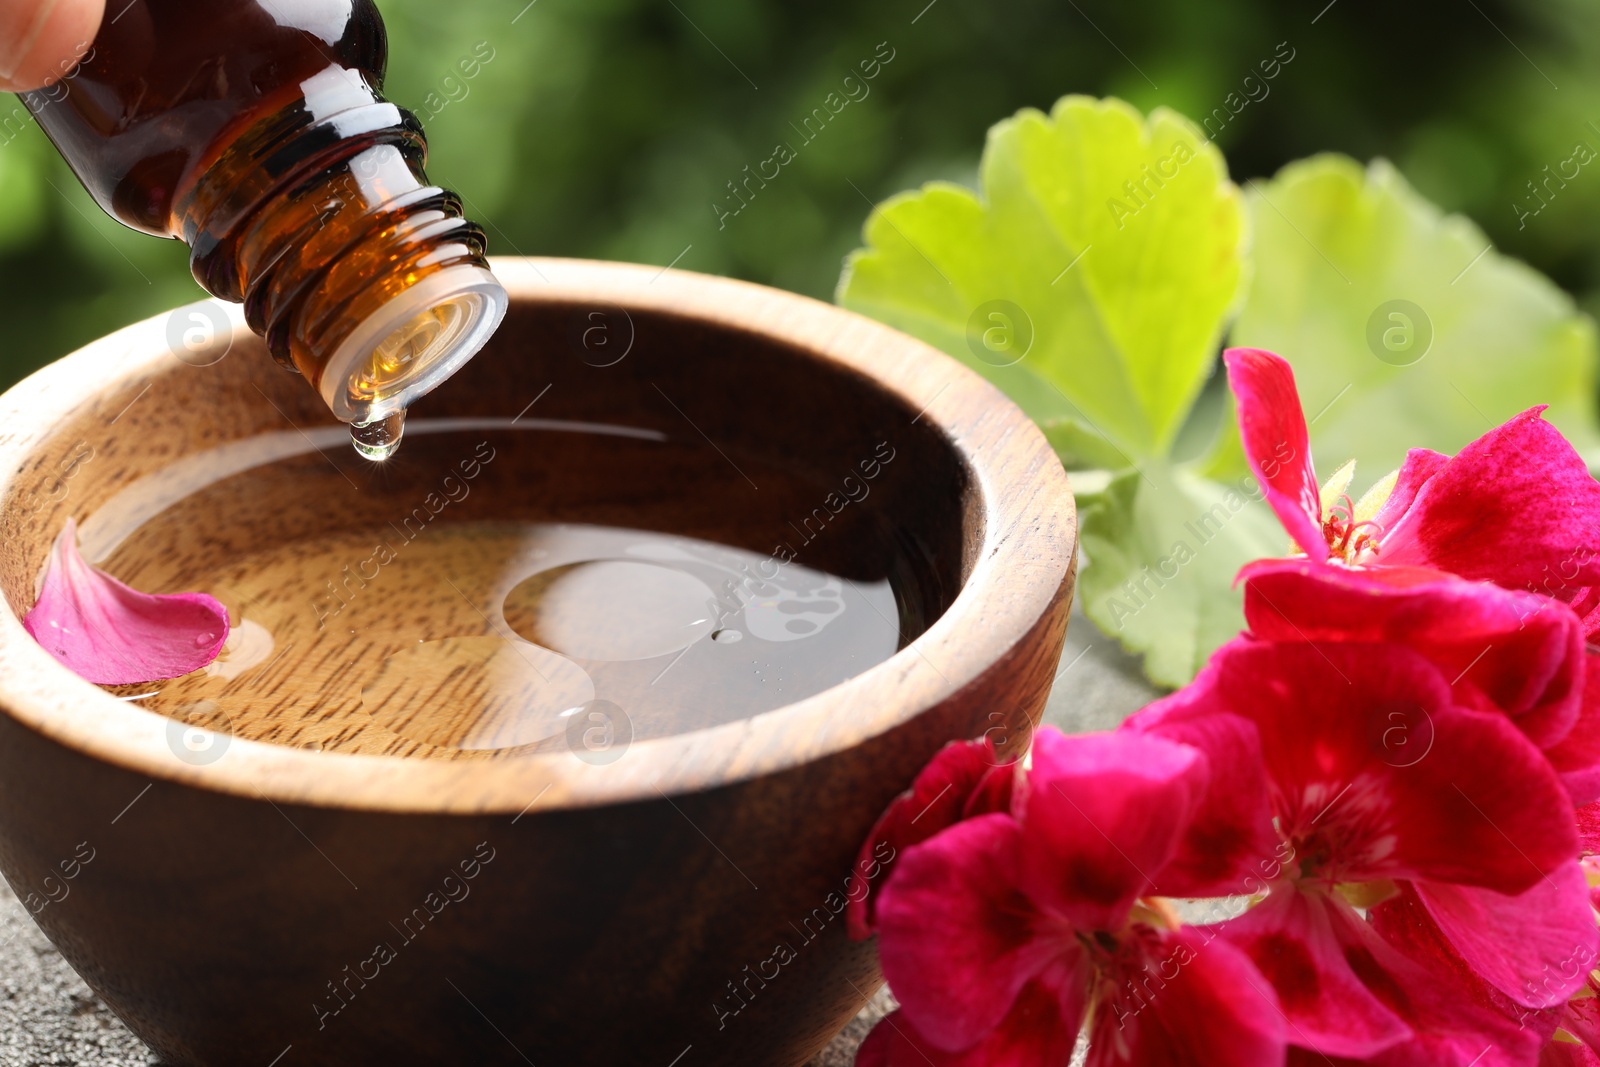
320,264,510,461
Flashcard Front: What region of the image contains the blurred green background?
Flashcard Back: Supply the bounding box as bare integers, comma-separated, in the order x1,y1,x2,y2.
2,0,1598,389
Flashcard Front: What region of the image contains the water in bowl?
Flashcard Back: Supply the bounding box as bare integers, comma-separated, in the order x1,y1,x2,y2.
82,417,936,759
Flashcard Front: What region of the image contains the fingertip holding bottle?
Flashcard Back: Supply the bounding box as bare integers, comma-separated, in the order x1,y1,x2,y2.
0,0,105,92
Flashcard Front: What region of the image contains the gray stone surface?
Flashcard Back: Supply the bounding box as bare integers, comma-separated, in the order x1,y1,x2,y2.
0,881,160,1067
1039,608,1163,736
0,613,1158,1065
805,987,897,1067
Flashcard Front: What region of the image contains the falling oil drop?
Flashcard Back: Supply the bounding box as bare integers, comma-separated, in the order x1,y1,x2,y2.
350,409,406,461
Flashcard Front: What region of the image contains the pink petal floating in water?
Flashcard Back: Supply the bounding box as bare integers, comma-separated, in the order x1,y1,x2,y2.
22,518,229,685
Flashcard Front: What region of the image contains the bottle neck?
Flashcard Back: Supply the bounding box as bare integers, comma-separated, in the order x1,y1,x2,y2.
174,65,505,424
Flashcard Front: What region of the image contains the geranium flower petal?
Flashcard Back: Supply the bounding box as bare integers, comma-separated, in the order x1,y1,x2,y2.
1584,856,1600,913
1542,1039,1600,1067
1368,447,1450,536
22,519,229,686
1240,559,1585,750
1578,803,1600,855
1216,886,1409,1057
1015,729,1203,931
1124,674,1282,899
1560,993,1600,1058
855,982,1082,1067
1565,586,1600,643
876,813,1077,1052
1224,348,1326,559
1192,640,1577,891
1376,408,1600,587
1086,925,1287,1067
848,737,1017,940
1414,861,1599,1008
1546,656,1600,806
1360,882,1563,1066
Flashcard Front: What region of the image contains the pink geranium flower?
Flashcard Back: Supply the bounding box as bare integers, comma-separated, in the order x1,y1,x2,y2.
23,518,229,685
856,728,1286,1067
1128,639,1596,1062
857,350,1600,1065
1239,559,1600,804
847,736,1016,941
1226,348,1600,619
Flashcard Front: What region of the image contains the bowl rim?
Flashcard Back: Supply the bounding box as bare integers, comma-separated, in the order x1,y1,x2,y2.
0,257,1076,814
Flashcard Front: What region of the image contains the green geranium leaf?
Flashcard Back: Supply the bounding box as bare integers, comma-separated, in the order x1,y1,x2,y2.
1041,418,1147,471
838,100,1600,693
1224,154,1600,478
837,95,1248,461
1077,461,1284,690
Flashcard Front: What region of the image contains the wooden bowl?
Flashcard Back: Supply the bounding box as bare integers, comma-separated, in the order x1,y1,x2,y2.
0,258,1076,1066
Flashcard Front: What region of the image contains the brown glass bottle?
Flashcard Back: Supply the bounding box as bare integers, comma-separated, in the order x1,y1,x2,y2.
18,0,508,459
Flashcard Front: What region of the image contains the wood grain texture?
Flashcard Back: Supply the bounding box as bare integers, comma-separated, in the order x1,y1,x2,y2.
0,258,1077,1066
